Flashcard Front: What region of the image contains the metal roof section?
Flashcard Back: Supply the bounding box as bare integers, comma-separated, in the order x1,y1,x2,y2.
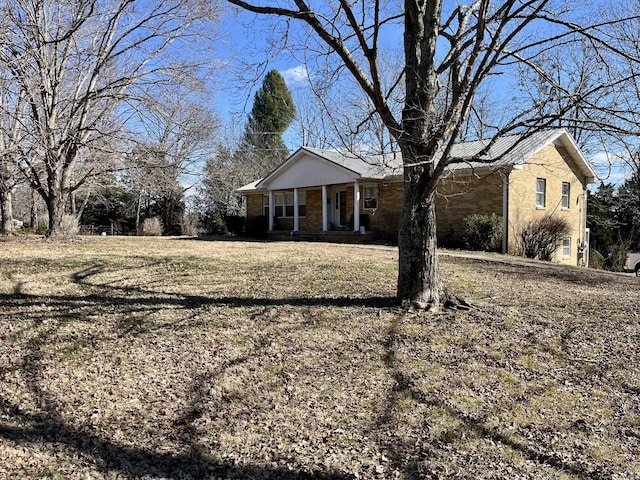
446,129,596,181
235,179,264,193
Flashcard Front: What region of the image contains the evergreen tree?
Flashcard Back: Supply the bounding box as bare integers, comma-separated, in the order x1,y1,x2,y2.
197,71,295,236
80,185,138,234
588,183,618,255
240,69,296,174
588,169,640,270
617,170,640,249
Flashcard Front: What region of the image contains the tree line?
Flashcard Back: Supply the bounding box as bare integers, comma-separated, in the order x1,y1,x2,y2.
0,0,296,238
75,68,296,236
0,0,218,237
589,167,640,269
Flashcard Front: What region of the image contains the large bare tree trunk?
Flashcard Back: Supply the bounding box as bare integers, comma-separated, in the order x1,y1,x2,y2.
397,186,441,308
136,190,143,235
46,189,67,237
30,189,38,229
393,0,447,308
42,168,70,237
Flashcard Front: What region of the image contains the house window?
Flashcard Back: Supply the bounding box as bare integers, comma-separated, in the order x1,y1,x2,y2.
536,178,546,207
297,191,306,217
263,194,269,217
563,237,571,258
363,186,378,209
284,192,295,217
270,191,306,218
274,193,285,218
561,182,570,209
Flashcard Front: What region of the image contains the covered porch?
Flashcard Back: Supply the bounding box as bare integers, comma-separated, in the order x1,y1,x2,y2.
236,146,403,242
265,182,368,234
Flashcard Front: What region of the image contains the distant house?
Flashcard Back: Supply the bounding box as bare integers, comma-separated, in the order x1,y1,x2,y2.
237,129,597,265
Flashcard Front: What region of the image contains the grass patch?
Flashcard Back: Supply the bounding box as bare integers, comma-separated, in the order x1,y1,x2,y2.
0,236,638,479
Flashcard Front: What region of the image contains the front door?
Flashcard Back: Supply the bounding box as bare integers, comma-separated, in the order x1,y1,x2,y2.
334,190,347,227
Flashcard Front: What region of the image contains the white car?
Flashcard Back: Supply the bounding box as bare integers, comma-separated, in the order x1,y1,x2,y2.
625,252,640,276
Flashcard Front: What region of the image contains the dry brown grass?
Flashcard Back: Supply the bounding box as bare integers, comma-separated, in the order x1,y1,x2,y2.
0,236,638,479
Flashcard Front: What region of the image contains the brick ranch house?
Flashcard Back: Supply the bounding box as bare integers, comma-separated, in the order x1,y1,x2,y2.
237,129,597,266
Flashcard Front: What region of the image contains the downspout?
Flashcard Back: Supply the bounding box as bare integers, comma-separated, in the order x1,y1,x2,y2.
500,169,511,254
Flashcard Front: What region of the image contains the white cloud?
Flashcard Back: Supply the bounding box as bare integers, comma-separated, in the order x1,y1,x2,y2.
589,150,632,184
590,151,616,165
281,65,310,85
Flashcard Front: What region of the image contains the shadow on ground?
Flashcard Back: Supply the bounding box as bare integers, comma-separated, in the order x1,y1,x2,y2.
1,256,636,478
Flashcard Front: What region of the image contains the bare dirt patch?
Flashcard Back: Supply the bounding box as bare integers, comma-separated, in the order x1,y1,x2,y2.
0,237,638,479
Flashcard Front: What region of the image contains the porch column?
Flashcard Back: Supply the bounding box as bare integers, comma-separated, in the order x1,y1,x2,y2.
353,180,360,232
268,190,274,231
293,188,299,231
321,185,328,231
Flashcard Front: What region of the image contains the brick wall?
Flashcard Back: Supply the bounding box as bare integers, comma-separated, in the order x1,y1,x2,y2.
299,188,322,230
362,182,403,240
246,193,263,222
508,145,588,265
435,172,504,247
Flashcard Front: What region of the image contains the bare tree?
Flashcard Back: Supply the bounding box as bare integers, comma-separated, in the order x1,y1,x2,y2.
199,132,275,233
596,2,640,177
125,86,219,234
0,0,218,237
201,143,248,220
0,72,24,234
226,0,640,309
298,77,401,154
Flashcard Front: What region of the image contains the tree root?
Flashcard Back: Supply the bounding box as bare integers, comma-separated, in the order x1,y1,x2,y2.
443,292,474,311
408,290,474,312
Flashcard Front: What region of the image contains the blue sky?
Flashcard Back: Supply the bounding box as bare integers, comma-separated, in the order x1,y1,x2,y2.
215,10,308,109
213,4,633,185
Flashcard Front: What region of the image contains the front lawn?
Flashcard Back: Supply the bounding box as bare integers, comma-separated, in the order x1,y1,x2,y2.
0,236,638,479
